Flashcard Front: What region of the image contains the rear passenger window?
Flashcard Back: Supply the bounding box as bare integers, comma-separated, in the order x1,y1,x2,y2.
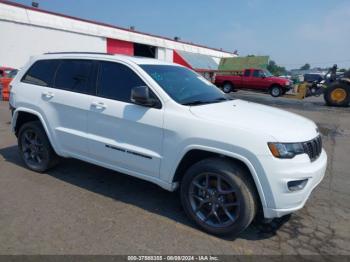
54,60,94,94
97,61,145,103
22,60,60,86
243,70,251,77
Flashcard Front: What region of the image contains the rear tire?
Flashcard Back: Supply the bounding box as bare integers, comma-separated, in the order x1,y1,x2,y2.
222,83,233,93
18,121,59,172
270,85,282,97
324,82,349,107
180,158,257,237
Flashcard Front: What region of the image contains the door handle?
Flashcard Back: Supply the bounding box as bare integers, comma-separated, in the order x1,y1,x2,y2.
91,101,107,110
42,91,54,99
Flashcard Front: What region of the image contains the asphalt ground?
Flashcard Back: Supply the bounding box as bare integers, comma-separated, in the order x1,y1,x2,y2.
0,91,349,255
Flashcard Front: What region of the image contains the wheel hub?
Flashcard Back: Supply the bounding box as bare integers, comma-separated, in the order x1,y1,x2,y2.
29,144,38,152
206,189,218,202
331,88,346,103
22,129,45,165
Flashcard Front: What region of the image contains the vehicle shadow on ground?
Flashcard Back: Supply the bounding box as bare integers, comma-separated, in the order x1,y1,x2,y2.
0,145,291,241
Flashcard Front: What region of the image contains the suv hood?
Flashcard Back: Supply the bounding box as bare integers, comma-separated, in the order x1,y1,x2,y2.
189,100,318,142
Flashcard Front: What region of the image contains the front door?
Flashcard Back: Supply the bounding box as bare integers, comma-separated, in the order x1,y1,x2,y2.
87,61,163,178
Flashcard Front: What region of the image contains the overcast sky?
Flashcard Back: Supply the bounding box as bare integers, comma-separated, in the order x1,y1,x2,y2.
11,0,350,69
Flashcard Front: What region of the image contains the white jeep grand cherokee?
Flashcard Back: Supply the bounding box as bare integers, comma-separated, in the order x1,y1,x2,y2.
9,53,327,236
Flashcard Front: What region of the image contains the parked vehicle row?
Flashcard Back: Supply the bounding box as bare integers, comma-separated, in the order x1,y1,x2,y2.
9,53,327,237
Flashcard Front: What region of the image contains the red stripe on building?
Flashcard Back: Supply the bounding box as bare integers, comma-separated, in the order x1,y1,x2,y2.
173,50,193,69
107,38,134,56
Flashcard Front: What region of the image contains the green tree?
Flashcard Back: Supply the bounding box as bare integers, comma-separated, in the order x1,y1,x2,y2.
267,60,286,76
300,63,311,70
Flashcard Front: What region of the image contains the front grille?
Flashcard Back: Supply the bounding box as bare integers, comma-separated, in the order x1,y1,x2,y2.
302,136,322,161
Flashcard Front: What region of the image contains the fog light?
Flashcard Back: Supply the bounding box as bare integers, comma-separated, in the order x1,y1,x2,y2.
287,179,308,191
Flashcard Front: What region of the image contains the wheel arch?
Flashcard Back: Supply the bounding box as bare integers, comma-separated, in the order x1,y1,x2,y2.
222,81,234,87
269,83,283,90
12,108,59,154
172,147,267,209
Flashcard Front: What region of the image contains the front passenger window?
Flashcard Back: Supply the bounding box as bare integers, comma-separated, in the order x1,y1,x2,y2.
97,61,147,103
253,70,261,77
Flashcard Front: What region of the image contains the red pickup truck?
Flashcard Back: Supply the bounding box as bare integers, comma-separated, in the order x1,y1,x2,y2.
215,68,292,97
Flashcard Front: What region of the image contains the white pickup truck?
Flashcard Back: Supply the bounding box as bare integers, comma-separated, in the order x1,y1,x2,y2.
9,53,327,236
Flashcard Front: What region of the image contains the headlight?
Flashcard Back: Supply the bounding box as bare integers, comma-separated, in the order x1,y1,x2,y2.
268,142,304,159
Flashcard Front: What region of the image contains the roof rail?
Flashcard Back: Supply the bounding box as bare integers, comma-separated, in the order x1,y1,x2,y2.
44,52,114,56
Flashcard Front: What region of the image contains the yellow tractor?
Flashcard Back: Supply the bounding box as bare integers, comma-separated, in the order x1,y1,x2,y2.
284,70,349,107
323,70,350,107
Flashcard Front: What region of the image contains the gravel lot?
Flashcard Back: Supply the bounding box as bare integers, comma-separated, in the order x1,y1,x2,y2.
0,92,349,255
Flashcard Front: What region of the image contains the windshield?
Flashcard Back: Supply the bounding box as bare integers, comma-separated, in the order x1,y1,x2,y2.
141,65,228,105
263,70,273,77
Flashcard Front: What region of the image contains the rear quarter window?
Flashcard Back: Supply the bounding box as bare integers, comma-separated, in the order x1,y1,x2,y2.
22,60,60,87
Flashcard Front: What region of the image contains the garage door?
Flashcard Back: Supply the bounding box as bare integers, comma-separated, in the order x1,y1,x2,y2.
107,38,134,56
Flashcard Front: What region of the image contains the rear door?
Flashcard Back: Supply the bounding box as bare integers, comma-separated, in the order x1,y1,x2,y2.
17,60,59,115
37,59,96,157
87,61,163,178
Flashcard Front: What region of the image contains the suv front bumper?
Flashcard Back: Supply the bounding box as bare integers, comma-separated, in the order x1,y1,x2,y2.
258,149,327,218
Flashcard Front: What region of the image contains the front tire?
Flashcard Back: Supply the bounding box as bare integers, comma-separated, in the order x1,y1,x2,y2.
18,121,58,172
270,85,282,97
180,158,257,237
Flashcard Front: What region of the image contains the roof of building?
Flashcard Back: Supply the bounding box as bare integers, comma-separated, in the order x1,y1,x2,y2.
176,50,219,70
0,0,234,56
219,56,270,71
38,52,179,66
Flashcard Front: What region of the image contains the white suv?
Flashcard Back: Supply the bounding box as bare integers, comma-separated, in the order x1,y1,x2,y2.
9,53,327,236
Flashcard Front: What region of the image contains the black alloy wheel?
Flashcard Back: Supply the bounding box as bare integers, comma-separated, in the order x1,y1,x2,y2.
181,158,257,237
18,121,58,172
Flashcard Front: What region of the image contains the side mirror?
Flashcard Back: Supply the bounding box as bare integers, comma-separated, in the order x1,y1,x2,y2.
131,86,160,108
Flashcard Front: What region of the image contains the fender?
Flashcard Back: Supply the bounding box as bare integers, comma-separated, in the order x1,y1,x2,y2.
12,107,60,155
170,144,270,209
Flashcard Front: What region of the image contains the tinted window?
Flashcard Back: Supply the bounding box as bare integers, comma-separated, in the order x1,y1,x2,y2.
253,70,262,77
97,62,146,102
22,60,60,86
54,60,94,94
243,70,251,77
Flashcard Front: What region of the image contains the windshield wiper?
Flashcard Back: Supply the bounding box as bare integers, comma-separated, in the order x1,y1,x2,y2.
182,100,211,106
182,97,230,106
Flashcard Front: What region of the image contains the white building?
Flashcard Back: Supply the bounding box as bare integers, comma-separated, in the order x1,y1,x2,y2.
0,1,235,69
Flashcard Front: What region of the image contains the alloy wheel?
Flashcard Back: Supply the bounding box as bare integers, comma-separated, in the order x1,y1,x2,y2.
21,129,46,168
189,173,240,228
